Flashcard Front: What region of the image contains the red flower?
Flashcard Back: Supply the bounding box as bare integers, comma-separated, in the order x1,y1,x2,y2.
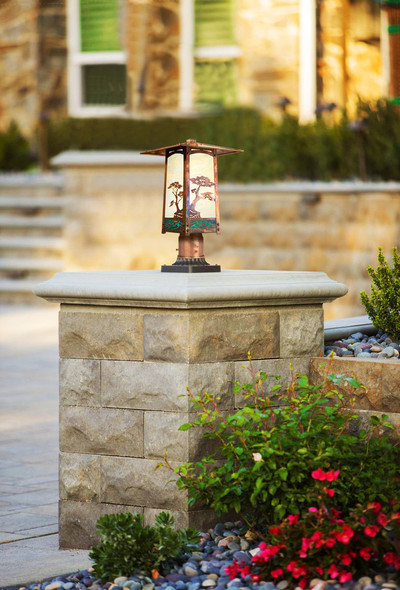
271,569,283,579
251,575,259,583
269,526,281,535
339,571,353,583
384,552,396,565
310,531,323,548
315,567,324,576
335,525,354,544
325,537,337,548
326,469,340,482
360,547,373,561
377,512,388,526
370,501,382,514
326,488,335,497
239,565,251,578
312,468,326,481
364,525,380,537
328,564,340,579
298,579,308,588
341,553,353,566
288,513,299,525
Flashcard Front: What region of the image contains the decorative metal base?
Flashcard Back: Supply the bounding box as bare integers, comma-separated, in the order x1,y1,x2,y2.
161,257,221,273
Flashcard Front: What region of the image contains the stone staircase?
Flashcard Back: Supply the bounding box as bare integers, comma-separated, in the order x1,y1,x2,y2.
0,174,66,303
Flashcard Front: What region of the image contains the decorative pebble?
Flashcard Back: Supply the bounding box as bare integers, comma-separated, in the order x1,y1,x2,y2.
45,584,63,590
202,580,216,588
358,578,372,588
277,581,289,590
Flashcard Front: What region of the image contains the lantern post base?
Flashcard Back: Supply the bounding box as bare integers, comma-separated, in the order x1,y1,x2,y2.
161,259,221,273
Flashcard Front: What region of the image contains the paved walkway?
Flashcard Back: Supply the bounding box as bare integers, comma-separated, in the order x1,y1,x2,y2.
0,305,91,589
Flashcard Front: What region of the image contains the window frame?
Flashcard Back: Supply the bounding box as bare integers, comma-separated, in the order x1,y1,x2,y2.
67,0,128,117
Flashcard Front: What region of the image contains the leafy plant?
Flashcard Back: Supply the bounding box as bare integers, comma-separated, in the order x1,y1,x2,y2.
361,247,400,339
227,470,400,589
161,360,400,531
0,121,32,171
89,511,200,581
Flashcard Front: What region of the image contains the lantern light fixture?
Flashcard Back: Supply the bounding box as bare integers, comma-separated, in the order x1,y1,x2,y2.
141,139,242,273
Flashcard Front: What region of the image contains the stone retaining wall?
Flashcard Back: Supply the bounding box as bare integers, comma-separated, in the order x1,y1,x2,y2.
309,357,400,438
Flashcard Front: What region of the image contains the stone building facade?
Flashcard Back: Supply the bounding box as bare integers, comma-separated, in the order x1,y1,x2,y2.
0,0,394,138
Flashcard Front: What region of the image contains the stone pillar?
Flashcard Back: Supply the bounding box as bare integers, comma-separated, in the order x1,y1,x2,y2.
34,269,347,550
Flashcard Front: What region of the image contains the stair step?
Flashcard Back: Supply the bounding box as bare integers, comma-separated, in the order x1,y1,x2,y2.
0,258,63,271
0,196,68,209
0,278,41,293
0,236,64,250
0,214,64,228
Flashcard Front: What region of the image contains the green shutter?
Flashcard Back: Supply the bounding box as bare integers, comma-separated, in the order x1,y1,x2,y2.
194,0,235,47
80,0,122,52
82,64,127,105
194,60,237,108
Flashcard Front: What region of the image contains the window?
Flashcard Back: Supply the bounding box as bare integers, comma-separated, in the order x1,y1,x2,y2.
193,0,239,109
68,0,127,116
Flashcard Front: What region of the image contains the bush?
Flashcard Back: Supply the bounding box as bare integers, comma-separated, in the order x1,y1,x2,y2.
360,247,400,339
0,121,32,171
47,99,400,182
89,511,200,581
161,360,400,531
227,471,400,588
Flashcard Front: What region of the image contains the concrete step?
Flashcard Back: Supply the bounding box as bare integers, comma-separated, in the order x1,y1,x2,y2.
0,236,64,251
0,257,63,271
0,214,64,228
0,278,51,304
0,196,68,209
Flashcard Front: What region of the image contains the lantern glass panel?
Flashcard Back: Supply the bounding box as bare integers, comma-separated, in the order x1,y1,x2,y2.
165,152,184,231
188,152,217,231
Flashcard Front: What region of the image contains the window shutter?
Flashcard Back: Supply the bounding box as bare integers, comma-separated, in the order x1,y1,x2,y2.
194,0,235,48
80,0,122,52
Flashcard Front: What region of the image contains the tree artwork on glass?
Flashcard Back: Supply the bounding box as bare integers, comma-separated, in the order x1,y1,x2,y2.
168,181,184,219
189,176,216,220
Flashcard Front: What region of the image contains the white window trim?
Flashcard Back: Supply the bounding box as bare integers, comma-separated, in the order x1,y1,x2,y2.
180,0,194,111
67,0,128,117
194,45,241,60
299,0,317,123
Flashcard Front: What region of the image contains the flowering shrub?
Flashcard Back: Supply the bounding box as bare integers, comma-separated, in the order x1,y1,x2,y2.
226,471,400,588
160,359,400,529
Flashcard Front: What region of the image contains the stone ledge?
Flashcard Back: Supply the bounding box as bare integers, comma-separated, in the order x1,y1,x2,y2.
34,269,347,309
51,151,163,168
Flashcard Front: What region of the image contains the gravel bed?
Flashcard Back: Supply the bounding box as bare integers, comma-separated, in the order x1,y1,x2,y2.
325,330,400,360
5,522,399,590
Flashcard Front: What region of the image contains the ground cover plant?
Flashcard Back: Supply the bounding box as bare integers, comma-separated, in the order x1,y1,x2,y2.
361,247,400,340
89,511,200,581
162,360,400,532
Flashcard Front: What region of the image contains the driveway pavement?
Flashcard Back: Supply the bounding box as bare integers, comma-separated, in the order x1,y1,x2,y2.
0,305,91,588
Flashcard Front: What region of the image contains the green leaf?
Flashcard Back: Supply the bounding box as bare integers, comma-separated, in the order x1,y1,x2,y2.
178,423,193,431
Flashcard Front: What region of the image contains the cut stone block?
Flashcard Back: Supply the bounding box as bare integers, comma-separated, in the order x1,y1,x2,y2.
143,313,189,362
144,411,218,462
60,406,144,456
100,456,187,510
188,308,280,362
279,307,324,358
59,306,143,360
101,361,235,412
59,452,100,502
234,357,311,408
59,358,100,406
143,507,220,531
59,500,143,549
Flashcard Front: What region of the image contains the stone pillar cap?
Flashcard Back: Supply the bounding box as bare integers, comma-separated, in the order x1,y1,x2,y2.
34,270,347,309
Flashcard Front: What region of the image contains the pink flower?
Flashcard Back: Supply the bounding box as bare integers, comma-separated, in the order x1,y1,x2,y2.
364,525,380,537
309,507,318,513
325,537,337,548
288,513,299,525
316,567,324,576
310,531,323,548
271,569,283,579
326,469,340,481
312,468,326,481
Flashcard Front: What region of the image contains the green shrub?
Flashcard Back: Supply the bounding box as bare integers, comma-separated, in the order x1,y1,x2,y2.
47,99,400,182
89,511,200,581
161,360,400,531
361,247,400,339
0,121,32,171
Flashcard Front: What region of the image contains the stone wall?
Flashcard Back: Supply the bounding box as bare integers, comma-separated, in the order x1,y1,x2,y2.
310,356,400,438
0,0,67,137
